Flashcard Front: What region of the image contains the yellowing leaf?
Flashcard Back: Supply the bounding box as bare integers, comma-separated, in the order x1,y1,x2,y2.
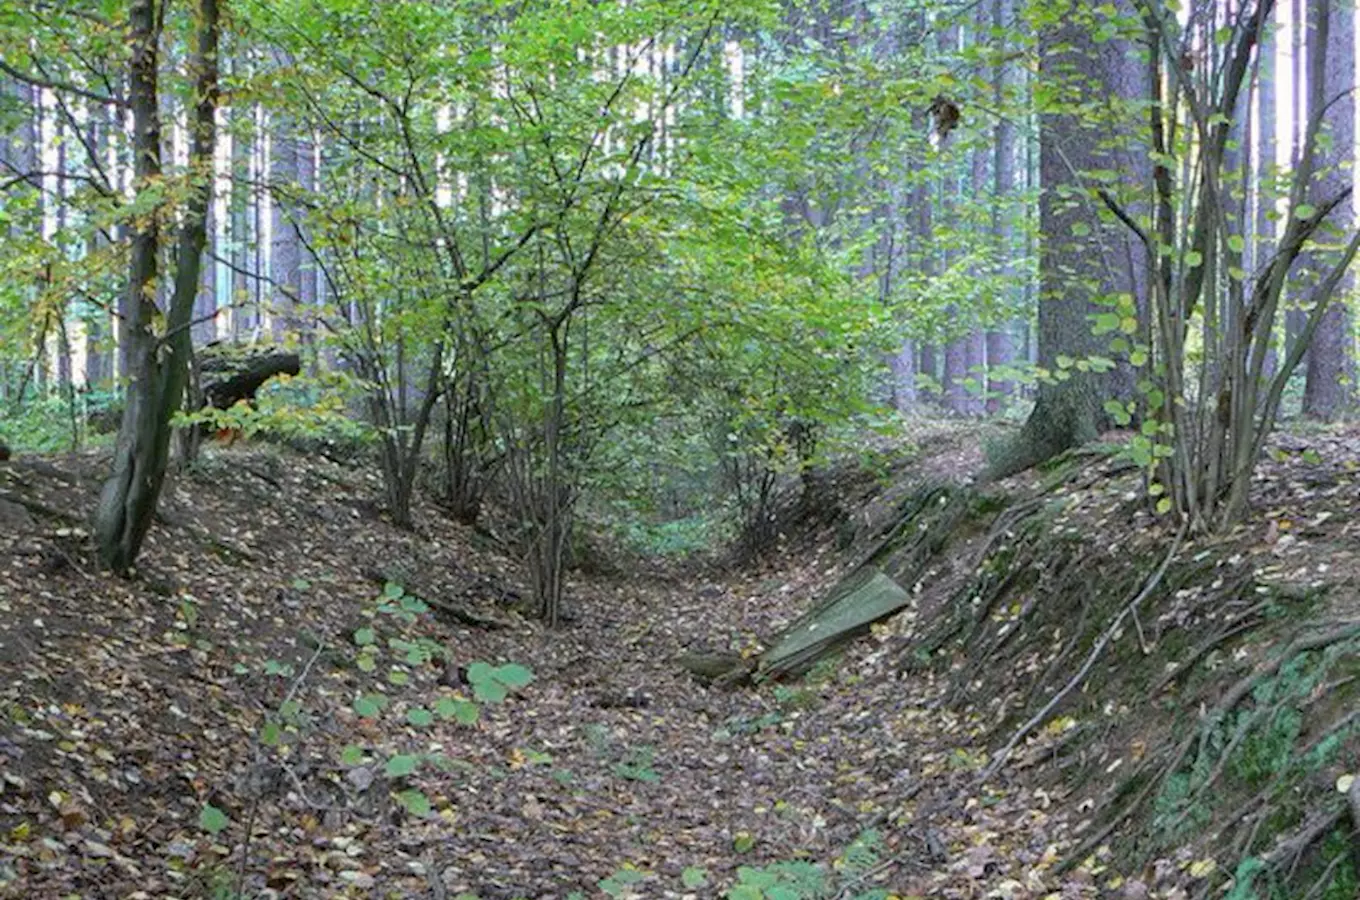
1336,774,1355,794
1187,858,1217,878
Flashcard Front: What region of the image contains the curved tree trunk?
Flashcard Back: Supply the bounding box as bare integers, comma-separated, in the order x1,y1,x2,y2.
96,0,219,572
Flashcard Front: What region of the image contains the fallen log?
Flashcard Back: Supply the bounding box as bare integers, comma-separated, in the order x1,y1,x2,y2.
199,344,301,410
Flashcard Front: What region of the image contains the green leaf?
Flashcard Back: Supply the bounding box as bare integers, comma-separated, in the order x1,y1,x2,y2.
1185,250,1203,268
340,744,366,766
259,720,282,747
383,582,405,600
198,803,229,836
1301,448,1322,465
473,679,508,703
1092,312,1121,335
1103,399,1132,427
406,707,434,727
354,692,388,718
385,754,420,778
395,788,431,817
354,627,376,647
1156,497,1173,515
1227,234,1245,253
387,669,410,686
733,831,756,853
1295,203,1317,219
681,867,709,888
454,700,480,725
494,663,534,688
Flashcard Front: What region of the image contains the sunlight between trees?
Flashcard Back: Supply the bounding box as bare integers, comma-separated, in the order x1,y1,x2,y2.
0,0,1357,615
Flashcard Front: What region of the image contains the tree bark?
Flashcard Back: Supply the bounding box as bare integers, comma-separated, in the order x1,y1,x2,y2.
1284,0,1308,365
193,152,217,345
95,0,219,572
85,96,113,389
269,114,300,340
229,72,254,339
990,0,1148,476
1254,5,1278,383
1302,0,1354,420
986,0,1018,413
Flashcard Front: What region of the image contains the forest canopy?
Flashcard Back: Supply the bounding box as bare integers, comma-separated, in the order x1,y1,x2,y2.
1,0,1356,614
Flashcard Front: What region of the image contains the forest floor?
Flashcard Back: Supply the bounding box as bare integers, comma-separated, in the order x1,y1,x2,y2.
0,421,1357,899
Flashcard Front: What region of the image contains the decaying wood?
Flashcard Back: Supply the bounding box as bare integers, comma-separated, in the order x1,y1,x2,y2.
199,345,302,410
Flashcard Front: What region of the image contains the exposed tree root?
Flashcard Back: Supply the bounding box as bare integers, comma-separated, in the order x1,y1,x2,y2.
1060,620,1360,872
0,490,85,524
978,523,1187,784
1147,597,1271,696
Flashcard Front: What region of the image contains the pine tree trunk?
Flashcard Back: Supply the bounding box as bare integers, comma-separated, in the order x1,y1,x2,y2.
986,0,1018,414
1302,0,1354,420
229,71,254,339
269,115,300,340
990,0,1148,477
1255,8,1278,383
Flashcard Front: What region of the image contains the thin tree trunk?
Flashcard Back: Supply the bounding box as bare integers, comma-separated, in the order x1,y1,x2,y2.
269,115,300,340
1255,6,1278,383
229,68,254,339
1285,0,1308,365
986,0,1018,415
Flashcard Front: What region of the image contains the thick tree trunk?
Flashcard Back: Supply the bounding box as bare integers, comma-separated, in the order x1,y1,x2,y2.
990,0,1148,477
96,0,219,572
890,341,917,411
297,131,317,310
193,168,217,345
1302,0,1354,420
